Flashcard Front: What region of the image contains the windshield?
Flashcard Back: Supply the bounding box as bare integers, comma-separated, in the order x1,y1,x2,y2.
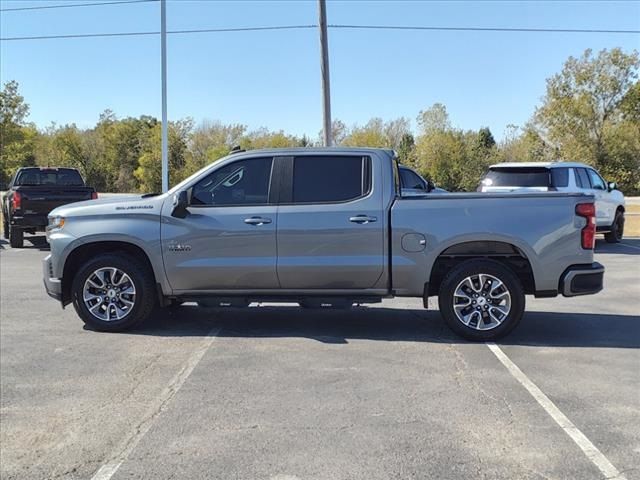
481,167,550,188
15,168,85,186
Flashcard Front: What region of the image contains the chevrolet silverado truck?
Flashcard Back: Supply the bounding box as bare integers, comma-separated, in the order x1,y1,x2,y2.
42,148,604,340
2,167,96,248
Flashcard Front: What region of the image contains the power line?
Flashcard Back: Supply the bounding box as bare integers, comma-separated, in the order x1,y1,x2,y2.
1,23,638,41
0,0,157,12
330,24,640,35
0,25,317,41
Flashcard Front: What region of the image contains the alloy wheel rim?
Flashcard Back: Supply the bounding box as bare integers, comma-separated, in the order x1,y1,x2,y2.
83,267,136,322
453,273,511,330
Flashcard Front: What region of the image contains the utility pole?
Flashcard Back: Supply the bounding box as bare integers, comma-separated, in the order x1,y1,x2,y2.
161,0,169,192
318,0,332,146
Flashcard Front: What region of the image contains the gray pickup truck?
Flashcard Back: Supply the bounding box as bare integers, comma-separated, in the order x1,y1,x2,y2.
43,148,603,340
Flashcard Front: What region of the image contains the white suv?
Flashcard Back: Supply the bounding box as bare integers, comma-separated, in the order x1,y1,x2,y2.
479,162,626,243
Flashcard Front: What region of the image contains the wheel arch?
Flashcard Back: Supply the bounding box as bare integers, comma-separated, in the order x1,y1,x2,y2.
61,240,160,305
427,240,537,296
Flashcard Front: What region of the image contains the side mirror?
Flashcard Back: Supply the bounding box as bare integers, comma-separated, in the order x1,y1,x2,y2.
607,181,617,192
171,190,190,218
427,181,435,192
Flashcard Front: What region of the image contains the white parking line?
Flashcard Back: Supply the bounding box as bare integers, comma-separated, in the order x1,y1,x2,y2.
486,343,627,480
620,242,640,251
90,325,222,480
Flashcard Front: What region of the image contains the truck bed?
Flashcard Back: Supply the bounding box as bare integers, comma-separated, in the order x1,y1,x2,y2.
390,192,594,296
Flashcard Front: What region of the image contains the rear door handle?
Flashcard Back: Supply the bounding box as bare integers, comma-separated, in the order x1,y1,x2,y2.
349,215,377,224
244,216,272,226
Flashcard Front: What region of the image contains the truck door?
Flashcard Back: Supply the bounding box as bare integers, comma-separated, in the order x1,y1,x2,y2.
276,154,385,289
161,156,280,291
586,168,614,226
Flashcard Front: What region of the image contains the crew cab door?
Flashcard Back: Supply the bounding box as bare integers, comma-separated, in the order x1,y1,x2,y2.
575,167,612,226
161,156,279,291
276,154,384,289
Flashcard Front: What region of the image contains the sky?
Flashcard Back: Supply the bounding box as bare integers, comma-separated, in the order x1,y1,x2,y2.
1,0,639,141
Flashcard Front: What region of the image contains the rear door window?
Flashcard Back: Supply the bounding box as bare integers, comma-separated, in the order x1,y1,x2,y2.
292,156,370,203
482,167,550,187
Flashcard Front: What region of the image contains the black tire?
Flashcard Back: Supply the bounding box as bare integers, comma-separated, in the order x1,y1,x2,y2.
604,211,624,243
438,259,525,341
71,253,156,332
9,226,23,248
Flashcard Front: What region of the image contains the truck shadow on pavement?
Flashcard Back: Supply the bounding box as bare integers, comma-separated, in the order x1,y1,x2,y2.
595,238,640,255
0,235,49,250
125,306,640,349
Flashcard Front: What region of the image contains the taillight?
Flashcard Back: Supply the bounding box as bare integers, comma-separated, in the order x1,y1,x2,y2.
576,203,596,249
91,191,98,200
11,191,21,210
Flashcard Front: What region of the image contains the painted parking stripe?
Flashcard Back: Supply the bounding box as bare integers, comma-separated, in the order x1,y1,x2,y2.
620,242,640,251
486,343,627,480
90,325,222,480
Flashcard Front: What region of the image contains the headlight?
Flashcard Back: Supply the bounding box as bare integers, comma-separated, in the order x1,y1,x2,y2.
47,216,65,231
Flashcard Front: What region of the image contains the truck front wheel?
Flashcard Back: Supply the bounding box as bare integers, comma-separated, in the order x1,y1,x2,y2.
438,259,525,341
71,253,156,332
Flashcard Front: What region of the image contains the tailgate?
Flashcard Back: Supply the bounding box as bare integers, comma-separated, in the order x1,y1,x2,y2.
18,187,94,215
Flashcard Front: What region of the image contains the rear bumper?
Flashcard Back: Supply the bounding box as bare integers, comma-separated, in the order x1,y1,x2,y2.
560,262,604,297
10,213,47,230
42,254,63,302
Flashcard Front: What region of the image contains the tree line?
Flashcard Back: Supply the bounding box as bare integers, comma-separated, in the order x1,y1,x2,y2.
1,48,638,194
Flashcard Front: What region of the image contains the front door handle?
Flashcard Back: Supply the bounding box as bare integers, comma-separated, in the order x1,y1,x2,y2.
244,216,272,226
349,215,377,224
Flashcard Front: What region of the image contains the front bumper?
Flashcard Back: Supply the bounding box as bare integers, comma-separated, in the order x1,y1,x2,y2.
42,254,63,302
560,262,604,297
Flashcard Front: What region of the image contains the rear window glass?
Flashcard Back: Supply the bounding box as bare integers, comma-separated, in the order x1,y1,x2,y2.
292,156,369,203
15,169,84,186
550,168,569,187
482,167,550,188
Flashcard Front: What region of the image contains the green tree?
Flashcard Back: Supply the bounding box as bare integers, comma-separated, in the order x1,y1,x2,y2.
535,48,640,192
397,133,416,166
0,81,37,184
417,103,451,134
134,119,192,192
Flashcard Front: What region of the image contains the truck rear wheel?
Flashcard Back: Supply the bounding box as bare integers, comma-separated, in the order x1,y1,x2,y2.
71,253,156,332
604,211,624,243
9,226,23,248
438,259,525,341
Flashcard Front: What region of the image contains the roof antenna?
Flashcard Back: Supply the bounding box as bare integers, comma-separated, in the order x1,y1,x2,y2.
230,145,245,154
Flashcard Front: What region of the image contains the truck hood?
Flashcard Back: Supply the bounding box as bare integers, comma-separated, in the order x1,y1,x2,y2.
50,194,166,217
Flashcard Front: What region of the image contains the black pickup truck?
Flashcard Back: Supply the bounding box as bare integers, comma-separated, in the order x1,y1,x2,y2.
2,167,96,248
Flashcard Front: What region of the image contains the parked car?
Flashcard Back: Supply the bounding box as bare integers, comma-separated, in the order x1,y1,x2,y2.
399,165,448,195
43,148,603,340
2,167,96,248
479,162,626,243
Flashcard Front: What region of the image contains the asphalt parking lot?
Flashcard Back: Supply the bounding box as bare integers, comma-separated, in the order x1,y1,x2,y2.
1,236,639,480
